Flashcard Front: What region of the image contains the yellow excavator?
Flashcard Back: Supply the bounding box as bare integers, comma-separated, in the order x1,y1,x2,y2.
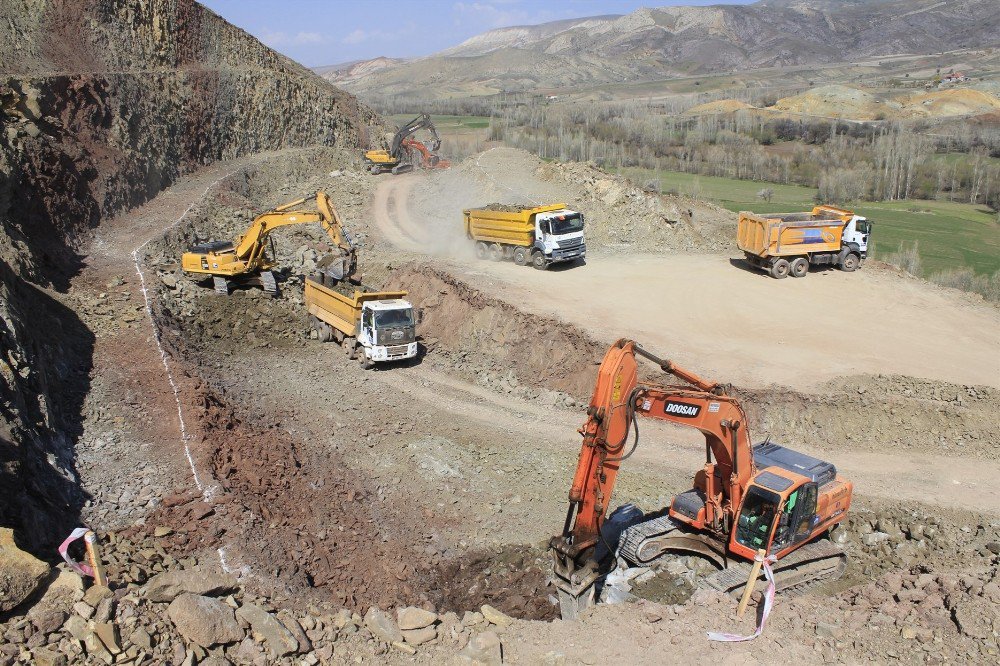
181,191,357,295
364,113,448,175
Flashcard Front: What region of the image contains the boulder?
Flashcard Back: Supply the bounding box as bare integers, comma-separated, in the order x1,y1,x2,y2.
145,568,238,603
0,528,49,612
480,605,513,628
364,606,403,644
397,606,438,631
236,603,298,657
167,593,244,647
457,631,503,665
402,625,437,645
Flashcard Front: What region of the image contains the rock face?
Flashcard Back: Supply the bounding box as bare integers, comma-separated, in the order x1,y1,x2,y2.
0,528,49,611
0,0,381,556
166,593,243,647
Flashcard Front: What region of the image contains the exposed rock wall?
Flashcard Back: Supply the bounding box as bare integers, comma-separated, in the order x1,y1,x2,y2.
0,0,379,554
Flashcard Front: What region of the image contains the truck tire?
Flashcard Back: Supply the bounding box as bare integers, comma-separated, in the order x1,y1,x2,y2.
790,257,809,278
770,259,790,279
841,253,860,272
317,322,334,343
489,243,504,262
512,247,528,266
359,353,374,370
532,250,548,270
475,242,489,260
369,165,381,175
343,338,357,360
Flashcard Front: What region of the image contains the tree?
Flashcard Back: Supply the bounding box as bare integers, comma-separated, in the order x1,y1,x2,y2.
757,188,774,202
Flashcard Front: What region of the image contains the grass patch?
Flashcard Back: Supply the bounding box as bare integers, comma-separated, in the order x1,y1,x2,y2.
616,167,1000,275
387,114,490,133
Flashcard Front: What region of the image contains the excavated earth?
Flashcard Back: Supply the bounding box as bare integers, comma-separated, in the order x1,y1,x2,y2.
1,4,999,666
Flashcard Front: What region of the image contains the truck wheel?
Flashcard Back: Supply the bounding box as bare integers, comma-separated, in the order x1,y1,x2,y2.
318,322,334,343
532,250,548,270
489,244,504,262
512,247,528,266
343,338,357,360
359,353,374,370
790,257,809,278
475,242,489,260
841,253,860,272
770,259,790,279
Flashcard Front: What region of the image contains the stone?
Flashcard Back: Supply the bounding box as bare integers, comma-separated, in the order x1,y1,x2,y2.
153,526,174,538
986,542,1000,555
145,568,238,603
62,615,89,641
456,631,502,665
461,611,485,628
276,610,310,653
393,640,417,655
31,610,66,634
402,625,437,645
167,594,244,647
73,602,95,620
94,623,121,655
236,603,298,656
159,274,178,289
0,528,50,612
82,585,114,607
332,608,352,629
230,637,267,666
397,606,437,631
31,647,67,666
480,605,513,628
42,569,85,603
129,626,152,650
364,607,403,644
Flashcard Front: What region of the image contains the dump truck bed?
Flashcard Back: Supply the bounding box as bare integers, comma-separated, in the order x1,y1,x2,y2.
737,208,850,258
304,277,407,337
464,203,566,247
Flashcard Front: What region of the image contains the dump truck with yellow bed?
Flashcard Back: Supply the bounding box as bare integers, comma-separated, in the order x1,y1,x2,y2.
304,277,417,369
737,205,871,279
463,203,586,270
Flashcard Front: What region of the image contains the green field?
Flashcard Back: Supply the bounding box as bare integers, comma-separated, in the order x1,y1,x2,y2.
617,167,1000,276
388,114,490,133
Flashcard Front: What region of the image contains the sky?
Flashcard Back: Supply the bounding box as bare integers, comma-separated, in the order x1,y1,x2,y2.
200,0,755,68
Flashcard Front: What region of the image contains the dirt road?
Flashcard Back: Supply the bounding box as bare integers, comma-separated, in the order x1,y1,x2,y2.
373,169,1000,391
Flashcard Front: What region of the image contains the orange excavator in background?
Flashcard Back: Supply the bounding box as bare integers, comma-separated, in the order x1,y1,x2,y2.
550,339,853,619
363,113,450,175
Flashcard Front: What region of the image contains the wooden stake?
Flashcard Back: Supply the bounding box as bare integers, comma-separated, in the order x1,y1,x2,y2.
737,548,766,618
84,531,108,587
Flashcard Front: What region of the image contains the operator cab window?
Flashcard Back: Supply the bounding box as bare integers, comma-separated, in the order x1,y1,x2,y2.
735,486,780,550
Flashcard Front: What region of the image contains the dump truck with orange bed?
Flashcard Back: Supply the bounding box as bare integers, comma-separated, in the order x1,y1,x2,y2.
737,205,871,278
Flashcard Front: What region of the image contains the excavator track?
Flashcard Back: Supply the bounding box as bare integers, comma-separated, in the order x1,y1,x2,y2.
260,270,278,295
618,515,846,596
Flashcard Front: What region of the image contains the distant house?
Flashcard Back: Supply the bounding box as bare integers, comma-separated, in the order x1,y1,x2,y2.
940,72,971,85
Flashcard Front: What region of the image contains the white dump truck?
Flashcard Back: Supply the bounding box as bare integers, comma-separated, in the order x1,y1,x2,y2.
304,277,417,368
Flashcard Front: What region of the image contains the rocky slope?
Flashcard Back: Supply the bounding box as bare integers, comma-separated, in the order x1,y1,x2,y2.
0,0,379,555
331,0,1000,98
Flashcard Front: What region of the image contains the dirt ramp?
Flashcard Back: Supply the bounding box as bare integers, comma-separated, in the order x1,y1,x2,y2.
389,264,604,401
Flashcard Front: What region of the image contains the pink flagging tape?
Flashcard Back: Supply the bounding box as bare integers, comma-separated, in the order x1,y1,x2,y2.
707,556,777,642
58,527,95,578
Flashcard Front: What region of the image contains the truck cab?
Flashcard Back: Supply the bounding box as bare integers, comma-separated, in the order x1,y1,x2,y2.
534,209,586,265
841,215,871,258
358,299,418,365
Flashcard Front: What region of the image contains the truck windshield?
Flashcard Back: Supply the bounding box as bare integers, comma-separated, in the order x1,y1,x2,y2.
374,309,414,328
856,220,870,235
547,213,584,235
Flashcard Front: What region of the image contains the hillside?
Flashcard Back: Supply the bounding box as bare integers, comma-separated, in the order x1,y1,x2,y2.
327,0,1000,99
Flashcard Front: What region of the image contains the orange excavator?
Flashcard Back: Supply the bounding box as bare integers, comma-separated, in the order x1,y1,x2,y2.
550,340,853,619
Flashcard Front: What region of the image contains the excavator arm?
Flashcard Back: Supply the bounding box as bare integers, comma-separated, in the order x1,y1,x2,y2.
389,113,439,159
550,339,755,615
